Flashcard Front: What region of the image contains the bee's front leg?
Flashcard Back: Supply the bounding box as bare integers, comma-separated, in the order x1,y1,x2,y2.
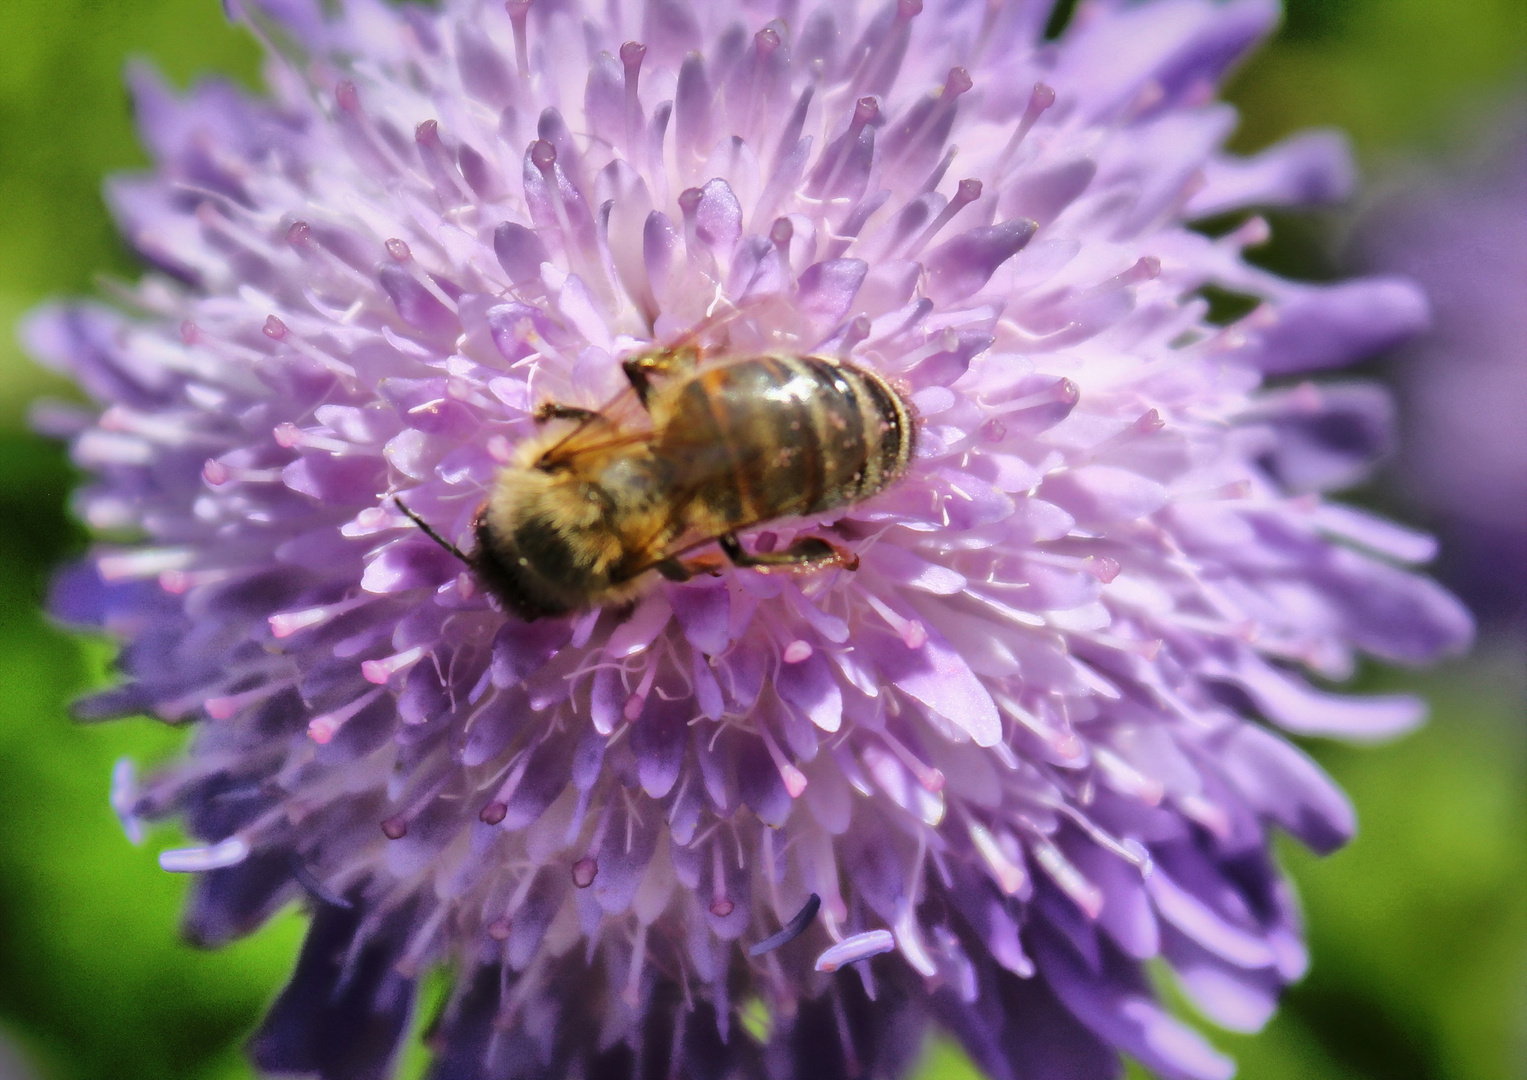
718,534,860,573
534,402,602,424
621,344,701,408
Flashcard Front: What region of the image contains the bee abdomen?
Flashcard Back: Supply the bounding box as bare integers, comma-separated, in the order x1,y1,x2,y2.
663,355,914,528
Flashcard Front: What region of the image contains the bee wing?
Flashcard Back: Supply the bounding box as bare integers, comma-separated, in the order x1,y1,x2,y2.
534,387,654,466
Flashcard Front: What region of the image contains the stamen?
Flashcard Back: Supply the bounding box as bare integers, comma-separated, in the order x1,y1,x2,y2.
817,96,880,200
506,0,532,80
159,836,250,872
968,821,1027,895
864,594,927,648
273,422,351,454
623,659,660,721
307,687,384,743
1029,835,1103,918
205,679,296,720
758,726,808,798
709,839,734,916
290,855,353,908
835,315,872,357
996,82,1056,175
98,547,194,582
977,374,1078,414
879,728,945,792
749,893,822,957
907,177,982,256
268,596,370,639
814,929,895,972
572,855,599,888
620,41,646,155
362,645,429,685
851,0,921,97
677,186,704,258
110,757,144,845
623,922,649,1005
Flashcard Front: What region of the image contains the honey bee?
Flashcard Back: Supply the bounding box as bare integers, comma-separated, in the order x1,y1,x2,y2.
397,337,916,621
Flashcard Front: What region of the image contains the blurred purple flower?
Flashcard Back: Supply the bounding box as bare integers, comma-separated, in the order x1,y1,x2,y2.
1360,104,1527,626
25,1,1472,1078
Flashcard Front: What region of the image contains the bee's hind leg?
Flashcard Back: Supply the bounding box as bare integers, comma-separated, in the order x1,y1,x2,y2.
654,554,727,582
534,402,602,424
719,533,860,573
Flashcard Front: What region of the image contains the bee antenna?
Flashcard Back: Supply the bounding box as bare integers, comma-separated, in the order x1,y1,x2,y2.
393,497,472,566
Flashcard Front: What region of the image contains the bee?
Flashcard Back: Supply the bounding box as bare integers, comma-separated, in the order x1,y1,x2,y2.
397,337,916,621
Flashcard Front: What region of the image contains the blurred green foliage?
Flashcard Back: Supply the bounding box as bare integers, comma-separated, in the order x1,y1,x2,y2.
0,1,1522,1078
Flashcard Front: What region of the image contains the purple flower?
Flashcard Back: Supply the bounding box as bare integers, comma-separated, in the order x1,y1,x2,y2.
1359,104,1527,626
26,1,1472,1078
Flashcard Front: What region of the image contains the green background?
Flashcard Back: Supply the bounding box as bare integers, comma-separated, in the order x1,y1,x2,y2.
0,1,1522,1078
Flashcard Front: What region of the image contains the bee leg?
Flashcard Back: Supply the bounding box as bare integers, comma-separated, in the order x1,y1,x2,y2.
719,533,860,573
654,554,727,582
534,402,601,424
622,345,701,409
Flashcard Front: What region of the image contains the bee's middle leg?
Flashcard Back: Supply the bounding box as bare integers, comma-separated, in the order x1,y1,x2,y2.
534,402,602,424
719,533,860,573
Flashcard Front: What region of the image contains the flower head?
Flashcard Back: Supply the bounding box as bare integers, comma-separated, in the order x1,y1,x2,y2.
29,0,1471,1078
1360,105,1527,627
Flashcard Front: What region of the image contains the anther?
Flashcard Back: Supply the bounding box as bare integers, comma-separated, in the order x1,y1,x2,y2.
709,897,735,917
619,40,647,70
896,0,923,19
487,916,513,940
263,315,288,340
335,80,360,115
572,855,598,888
386,238,412,262
943,67,973,99
381,815,409,840
285,220,311,248
852,96,881,130
480,800,508,825
180,320,199,345
754,26,781,55
782,640,813,663
769,216,793,250
530,138,557,174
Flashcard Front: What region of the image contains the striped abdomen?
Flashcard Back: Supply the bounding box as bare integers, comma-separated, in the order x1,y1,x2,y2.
655,354,916,529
